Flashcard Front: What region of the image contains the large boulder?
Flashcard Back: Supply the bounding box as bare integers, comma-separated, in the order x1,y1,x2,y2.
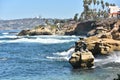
75,36,120,55
69,51,94,69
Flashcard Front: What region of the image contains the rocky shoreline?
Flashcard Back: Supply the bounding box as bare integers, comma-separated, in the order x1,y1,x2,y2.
17,18,119,36
17,18,120,69
69,18,120,69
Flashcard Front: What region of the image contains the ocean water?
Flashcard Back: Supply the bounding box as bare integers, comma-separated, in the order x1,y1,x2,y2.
0,30,120,80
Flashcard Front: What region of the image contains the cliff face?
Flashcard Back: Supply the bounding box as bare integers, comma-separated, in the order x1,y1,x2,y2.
65,20,96,35
17,20,96,36
87,18,119,36
17,18,120,36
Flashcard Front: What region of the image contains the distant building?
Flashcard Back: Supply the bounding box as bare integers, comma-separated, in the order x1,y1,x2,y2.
108,6,120,18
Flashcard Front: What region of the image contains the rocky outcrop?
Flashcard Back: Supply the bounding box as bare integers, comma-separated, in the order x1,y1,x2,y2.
87,18,119,37
69,35,120,69
69,19,120,69
17,26,54,36
65,20,96,35
110,20,120,40
18,18,120,36
69,51,94,69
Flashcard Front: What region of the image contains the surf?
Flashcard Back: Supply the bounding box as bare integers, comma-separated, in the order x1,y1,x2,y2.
0,35,78,44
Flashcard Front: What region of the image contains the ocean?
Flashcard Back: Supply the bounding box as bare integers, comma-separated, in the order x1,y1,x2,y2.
0,30,120,80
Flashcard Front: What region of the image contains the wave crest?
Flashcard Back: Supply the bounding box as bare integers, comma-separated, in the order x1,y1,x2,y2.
0,35,78,44
46,48,75,61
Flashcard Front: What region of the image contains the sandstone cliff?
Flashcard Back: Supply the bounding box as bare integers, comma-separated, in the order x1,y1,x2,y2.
69,19,120,69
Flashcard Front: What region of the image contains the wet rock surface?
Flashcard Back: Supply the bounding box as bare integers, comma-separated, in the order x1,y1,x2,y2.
69,18,120,69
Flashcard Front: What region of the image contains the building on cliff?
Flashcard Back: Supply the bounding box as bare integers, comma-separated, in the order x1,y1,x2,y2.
108,6,120,18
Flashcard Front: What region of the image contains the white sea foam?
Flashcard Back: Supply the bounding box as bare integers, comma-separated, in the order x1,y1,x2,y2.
0,35,20,39
95,51,120,67
46,56,68,61
2,32,9,35
53,48,74,56
0,35,78,44
46,48,75,61
0,38,76,44
0,58,8,61
107,51,120,63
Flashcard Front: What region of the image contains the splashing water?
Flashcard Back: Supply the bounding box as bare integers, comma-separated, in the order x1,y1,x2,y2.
0,35,78,44
46,47,75,61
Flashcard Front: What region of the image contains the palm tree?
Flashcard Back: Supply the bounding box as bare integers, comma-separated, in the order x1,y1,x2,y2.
93,0,97,5
88,0,92,5
105,2,109,7
101,0,104,5
100,0,105,9
83,0,88,4
97,0,100,6
112,3,116,6
96,0,100,12
97,9,101,17
73,13,79,22
83,4,90,19
102,4,105,9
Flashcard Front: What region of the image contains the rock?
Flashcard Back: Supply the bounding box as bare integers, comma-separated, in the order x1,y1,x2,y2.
17,30,30,36
87,18,119,36
93,41,113,55
65,20,96,35
17,26,53,36
69,51,94,69
17,18,120,36
75,37,120,55
69,34,120,69
114,74,120,80
69,18,120,69
100,33,112,39
110,20,120,40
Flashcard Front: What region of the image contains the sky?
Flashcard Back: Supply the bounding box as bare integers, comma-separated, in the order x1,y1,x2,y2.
0,0,120,20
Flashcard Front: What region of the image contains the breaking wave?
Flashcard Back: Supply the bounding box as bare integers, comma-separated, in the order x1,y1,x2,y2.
95,51,120,67
46,47,75,61
0,35,79,44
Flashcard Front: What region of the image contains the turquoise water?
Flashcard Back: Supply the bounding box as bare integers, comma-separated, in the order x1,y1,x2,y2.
0,30,120,80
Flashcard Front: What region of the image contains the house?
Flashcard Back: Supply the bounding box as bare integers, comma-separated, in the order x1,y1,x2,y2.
108,6,120,18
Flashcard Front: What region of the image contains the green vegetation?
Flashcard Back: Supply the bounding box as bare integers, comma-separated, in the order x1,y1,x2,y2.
73,13,79,22
50,25,57,29
78,0,116,21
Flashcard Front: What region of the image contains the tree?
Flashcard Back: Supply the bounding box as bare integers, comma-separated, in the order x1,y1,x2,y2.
93,0,97,5
101,0,104,5
88,0,92,5
102,4,105,9
79,0,116,21
113,3,116,6
105,2,109,7
97,0,100,6
73,13,79,22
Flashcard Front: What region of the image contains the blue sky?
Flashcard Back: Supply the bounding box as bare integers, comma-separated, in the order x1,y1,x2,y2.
0,0,120,20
